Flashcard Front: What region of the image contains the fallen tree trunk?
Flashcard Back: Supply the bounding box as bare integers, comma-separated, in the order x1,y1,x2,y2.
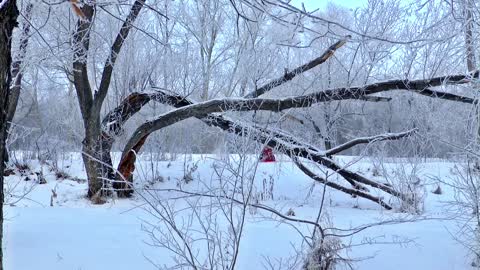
115,92,417,207
202,114,407,199
119,71,476,182
114,70,479,202
120,71,477,168
101,37,351,196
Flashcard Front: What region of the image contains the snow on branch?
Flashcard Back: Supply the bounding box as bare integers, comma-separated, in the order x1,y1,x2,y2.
116,72,478,199
406,88,476,104
201,114,402,198
292,158,393,210
244,35,351,98
325,128,418,156
0,0,9,10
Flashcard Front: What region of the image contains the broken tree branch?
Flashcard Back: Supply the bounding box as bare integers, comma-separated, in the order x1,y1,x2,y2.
117,70,476,197
244,35,351,98
102,37,351,140
121,70,477,161
325,129,418,156
292,158,392,209
203,115,403,198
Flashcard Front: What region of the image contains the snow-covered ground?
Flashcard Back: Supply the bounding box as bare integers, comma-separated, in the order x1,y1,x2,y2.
2,153,472,269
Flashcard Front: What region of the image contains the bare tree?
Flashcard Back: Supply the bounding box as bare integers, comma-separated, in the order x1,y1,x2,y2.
71,0,147,199
0,0,20,267
53,0,480,211
115,70,477,208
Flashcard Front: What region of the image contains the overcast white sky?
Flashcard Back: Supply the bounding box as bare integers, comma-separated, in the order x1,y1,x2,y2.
292,0,368,11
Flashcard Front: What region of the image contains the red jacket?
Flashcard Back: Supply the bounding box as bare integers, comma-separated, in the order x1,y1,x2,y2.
260,147,276,162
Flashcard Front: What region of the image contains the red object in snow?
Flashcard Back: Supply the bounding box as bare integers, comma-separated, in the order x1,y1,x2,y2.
260,147,276,162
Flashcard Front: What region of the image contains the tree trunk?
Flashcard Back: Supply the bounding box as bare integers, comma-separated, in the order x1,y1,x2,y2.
0,0,19,268
71,0,146,199
2,3,32,164
70,3,117,200
82,126,116,199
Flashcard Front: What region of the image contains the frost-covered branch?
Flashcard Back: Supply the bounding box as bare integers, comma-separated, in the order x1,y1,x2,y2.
102,37,350,139
93,0,146,116
203,115,403,198
121,72,477,175
292,159,392,209
325,129,418,156
244,35,351,98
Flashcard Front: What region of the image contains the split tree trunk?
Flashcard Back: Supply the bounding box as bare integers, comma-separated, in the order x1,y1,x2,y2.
71,0,146,199
81,132,116,198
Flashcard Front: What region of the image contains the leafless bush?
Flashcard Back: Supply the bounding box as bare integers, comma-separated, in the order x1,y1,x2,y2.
300,173,350,270
447,159,480,267
141,128,262,269
137,152,166,188
260,174,275,201
373,157,426,214
180,161,198,186
3,160,38,206
303,235,343,270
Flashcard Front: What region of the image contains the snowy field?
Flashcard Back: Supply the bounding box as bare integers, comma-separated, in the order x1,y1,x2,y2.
2,153,472,269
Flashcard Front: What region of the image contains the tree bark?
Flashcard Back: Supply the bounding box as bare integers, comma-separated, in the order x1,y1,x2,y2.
71,0,146,199
463,0,476,73
3,3,32,164
0,0,19,268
